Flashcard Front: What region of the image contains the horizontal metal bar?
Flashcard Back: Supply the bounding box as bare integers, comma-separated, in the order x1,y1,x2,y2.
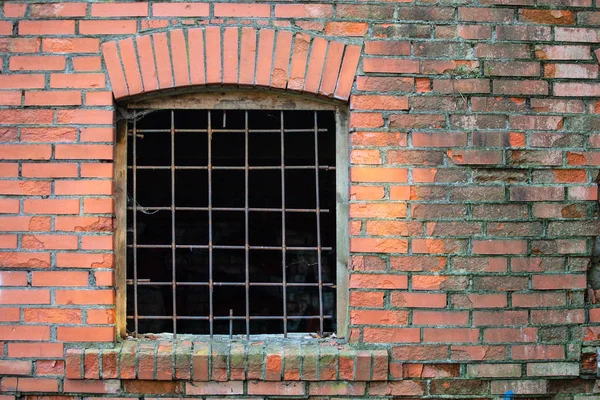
129,128,328,134
128,206,330,213
126,280,335,287
128,244,333,251
128,315,334,320
129,165,335,170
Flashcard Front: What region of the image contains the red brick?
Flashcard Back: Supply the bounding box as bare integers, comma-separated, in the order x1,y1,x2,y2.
325,22,368,36
24,308,82,324
0,181,51,196
348,284,385,309
24,91,81,106
50,73,105,89
0,308,19,322
83,199,114,214
0,75,44,89
393,345,449,361
153,3,208,16
57,110,113,125
81,127,114,142
413,311,469,326
351,310,409,325
423,328,479,343
351,167,407,183
0,163,18,177
391,292,447,308
22,163,78,178
56,253,113,268
215,3,270,17
10,56,66,71
369,381,425,396
513,292,566,307
91,2,148,16
351,238,408,254
0,235,17,249
520,9,574,24
56,290,114,305
82,235,113,250
19,20,75,35
532,274,586,290
36,360,65,377
58,327,114,342
64,379,120,394
32,271,88,287
24,199,80,215
87,308,115,324
73,56,102,71
79,20,137,35
2,377,59,392
0,216,51,231
350,274,408,289
85,92,113,106
55,144,113,160
31,3,87,18
55,216,113,232
0,92,21,106
0,271,27,286
8,342,63,358
0,288,50,304
472,240,528,254
4,3,27,18
512,345,565,360
0,325,50,340
309,382,365,396
42,38,99,53
275,4,333,18
54,180,113,195
364,58,419,73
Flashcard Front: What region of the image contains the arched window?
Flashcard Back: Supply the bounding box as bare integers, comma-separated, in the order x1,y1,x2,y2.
115,91,349,339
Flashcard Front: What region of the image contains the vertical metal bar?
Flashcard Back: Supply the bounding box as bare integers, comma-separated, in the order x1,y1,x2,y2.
313,111,324,334
208,110,214,338
132,113,139,335
280,111,288,338
244,111,250,339
229,309,233,339
171,110,177,338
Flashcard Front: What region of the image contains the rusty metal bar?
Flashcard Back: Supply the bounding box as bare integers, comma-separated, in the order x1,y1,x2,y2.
132,114,139,335
128,206,332,213
128,245,333,251
127,108,337,336
280,110,287,337
129,315,333,320
129,166,335,170
130,128,328,133
171,110,177,337
126,281,336,287
244,110,250,339
208,110,214,338
314,111,324,334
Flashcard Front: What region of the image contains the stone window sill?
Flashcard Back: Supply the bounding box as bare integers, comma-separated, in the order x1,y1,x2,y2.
65,337,389,381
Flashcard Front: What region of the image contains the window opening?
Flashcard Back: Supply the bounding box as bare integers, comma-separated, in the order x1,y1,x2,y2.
125,109,337,338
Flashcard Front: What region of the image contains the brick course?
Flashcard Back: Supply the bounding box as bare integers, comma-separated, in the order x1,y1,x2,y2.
0,0,600,398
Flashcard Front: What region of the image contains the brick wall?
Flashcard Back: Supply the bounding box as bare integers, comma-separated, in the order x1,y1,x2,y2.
1,1,600,398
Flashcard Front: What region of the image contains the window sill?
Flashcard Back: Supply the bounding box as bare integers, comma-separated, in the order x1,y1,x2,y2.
65,337,389,381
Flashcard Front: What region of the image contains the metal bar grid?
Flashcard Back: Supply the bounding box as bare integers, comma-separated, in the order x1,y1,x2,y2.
127,109,334,338
128,166,335,170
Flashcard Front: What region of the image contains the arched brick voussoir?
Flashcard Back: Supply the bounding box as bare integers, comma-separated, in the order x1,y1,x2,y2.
101,27,362,102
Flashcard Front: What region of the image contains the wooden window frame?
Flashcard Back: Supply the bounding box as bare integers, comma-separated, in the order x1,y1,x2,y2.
114,90,350,339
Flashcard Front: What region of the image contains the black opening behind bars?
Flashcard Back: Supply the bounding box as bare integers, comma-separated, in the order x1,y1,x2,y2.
125,109,337,338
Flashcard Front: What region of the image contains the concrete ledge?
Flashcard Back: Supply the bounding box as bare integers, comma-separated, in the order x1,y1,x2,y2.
65,339,389,381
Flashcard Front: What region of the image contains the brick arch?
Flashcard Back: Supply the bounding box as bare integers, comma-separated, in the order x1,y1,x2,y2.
101,27,362,102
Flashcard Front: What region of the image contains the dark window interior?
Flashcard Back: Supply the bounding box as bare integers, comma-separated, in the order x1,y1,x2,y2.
126,109,337,336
